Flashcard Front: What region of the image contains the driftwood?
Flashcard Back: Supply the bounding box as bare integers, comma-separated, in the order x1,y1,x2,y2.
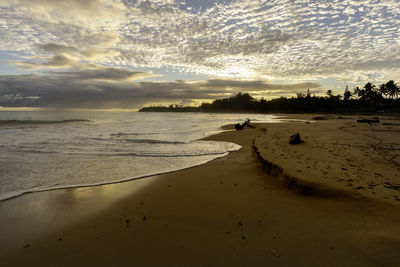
235,119,251,130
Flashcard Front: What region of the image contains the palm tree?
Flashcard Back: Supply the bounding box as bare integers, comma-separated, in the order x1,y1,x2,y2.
353,86,363,99
362,82,380,102
343,88,351,101
296,92,306,98
326,89,333,98
378,83,387,97
306,88,311,98
386,80,399,99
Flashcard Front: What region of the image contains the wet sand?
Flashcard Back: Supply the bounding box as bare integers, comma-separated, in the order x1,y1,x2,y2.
1,114,400,266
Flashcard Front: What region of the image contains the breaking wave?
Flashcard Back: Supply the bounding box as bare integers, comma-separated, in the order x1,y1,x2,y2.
0,119,90,126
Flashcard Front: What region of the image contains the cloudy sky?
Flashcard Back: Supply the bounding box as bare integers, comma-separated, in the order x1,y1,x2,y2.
0,0,399,109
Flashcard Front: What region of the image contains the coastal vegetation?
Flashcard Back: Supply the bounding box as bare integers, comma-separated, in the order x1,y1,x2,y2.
139,81,400,113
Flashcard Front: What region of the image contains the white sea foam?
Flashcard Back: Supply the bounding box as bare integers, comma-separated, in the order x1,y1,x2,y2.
0,152,234,202
0,111,277,201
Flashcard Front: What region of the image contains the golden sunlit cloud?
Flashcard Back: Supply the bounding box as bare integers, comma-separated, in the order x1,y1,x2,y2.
0,0,399,108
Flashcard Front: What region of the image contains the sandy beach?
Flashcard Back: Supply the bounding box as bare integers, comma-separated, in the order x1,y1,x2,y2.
254,114,400,204
1,114,400,266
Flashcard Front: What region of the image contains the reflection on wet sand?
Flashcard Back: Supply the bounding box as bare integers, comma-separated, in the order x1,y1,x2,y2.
0,176,156,255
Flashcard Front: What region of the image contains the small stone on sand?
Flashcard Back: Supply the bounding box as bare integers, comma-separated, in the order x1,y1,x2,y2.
269,249,280,257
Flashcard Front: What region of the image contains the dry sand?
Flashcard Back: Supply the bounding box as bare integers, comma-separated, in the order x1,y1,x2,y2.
255,114,400,204
1,114,400,266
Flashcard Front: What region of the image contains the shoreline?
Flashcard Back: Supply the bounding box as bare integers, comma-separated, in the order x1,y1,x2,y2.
0,150,236,203
1,114,400,266
0,114,304,203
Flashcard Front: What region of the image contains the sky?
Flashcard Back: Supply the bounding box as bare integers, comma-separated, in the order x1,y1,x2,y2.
0,0,399,109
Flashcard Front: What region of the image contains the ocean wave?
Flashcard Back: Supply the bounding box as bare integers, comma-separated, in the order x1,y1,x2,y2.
111,132,142,136
0,119,90,126
2,142,241,158
123,139,185,145
107,150,237,157
74,136,185,145
0,150,236,202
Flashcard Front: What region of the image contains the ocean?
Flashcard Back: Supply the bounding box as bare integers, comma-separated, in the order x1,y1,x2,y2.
0,111,278,201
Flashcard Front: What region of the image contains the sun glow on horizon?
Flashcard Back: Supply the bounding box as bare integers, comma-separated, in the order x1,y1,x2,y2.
0,0,399,109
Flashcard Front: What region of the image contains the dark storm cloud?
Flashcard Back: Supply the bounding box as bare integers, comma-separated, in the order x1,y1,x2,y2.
15,55,78,70
36,43,79,54
46,68,153,81
13,42,120,70
0,72,321,109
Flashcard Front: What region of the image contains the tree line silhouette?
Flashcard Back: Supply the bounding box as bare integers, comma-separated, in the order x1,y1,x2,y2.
139,80,400,113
